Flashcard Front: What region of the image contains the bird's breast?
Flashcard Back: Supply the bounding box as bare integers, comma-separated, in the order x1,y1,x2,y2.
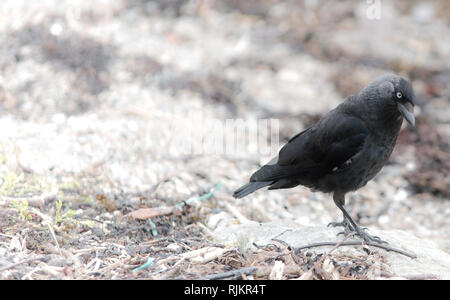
314,142,393,193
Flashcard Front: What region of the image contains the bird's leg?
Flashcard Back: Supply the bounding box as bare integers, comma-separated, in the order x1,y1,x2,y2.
327,217,353,235
328,193,356,235
332,193,387,244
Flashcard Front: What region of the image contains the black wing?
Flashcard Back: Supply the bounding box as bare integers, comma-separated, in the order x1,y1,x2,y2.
250,113,368,182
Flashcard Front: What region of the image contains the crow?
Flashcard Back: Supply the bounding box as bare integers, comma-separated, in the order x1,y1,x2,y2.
233,74,415,243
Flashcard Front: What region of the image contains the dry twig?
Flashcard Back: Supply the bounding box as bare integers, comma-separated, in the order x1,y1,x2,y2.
200,266,258,280
0,257,43,273
294,241,417,259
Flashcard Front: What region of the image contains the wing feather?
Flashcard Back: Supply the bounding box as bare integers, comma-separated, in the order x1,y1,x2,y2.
250,113,368,182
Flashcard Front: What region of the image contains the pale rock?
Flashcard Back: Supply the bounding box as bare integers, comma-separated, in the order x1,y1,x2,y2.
214,220,450,279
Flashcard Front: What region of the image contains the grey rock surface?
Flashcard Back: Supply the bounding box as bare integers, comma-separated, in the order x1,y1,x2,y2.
213,220,450,279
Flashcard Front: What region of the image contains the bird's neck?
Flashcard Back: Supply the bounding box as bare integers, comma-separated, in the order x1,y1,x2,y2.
368,105,403,142
347,97,403,141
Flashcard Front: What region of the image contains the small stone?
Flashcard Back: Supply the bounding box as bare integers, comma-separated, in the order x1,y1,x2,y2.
166,243,182,253
394,189,408,202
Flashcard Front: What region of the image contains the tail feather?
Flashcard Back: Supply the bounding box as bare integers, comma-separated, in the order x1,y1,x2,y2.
233,181,273,199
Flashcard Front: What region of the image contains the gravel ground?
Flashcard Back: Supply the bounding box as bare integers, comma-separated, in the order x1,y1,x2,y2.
0,0,449,280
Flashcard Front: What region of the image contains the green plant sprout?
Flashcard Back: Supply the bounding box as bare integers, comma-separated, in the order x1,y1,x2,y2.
11,198,32,221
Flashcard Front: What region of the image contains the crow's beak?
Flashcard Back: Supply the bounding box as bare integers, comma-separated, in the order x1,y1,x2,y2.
397,102,415,127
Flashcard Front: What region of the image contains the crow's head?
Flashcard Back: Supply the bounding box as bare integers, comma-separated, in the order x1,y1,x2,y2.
361,74,415,127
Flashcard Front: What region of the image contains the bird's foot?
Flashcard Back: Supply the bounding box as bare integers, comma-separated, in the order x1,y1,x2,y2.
329,219,387,244
352,226,388,244
328,219,354,236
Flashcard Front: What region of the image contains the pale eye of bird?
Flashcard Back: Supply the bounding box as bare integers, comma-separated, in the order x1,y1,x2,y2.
396,92,403,99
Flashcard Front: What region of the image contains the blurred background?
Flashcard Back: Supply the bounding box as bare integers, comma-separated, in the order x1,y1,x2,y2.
0,0,448,279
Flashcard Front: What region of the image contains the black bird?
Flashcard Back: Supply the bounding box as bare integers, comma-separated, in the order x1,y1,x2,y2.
233,74,415,243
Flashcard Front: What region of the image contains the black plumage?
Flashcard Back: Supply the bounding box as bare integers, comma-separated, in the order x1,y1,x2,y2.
233,74,415,242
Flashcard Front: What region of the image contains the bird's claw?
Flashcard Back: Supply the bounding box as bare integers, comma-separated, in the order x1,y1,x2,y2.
354,226,388,244
329,219,388,244
327,221,345,228
328,219,352,229
328,219,353,235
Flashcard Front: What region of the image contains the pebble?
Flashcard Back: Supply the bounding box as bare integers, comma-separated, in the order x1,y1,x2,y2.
166,243,182,253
